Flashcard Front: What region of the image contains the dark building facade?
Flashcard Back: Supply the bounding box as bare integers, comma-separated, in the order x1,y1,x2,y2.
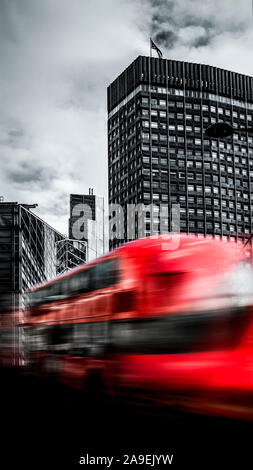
0,202,65,366
0,202,64,314
108,56,253,249
69,190,105,261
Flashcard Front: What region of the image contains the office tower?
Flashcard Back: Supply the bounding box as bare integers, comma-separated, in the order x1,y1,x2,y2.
0,202,65,312
107,56,253,249
0,202,65,366
69,189,105,261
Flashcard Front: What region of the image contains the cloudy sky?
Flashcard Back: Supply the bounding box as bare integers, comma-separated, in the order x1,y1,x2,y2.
1,0,253,234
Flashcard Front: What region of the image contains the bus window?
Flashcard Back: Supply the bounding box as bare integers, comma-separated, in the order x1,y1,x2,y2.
58,278,70,299
44,282,62,303
69,269,91,296
73,323,91,348
30,289,44,308
30,282,63,307
89,321,108,356
91,321,107,344
48,324,73,353
110,307,249,354
28,326,49,351
92,258,119,291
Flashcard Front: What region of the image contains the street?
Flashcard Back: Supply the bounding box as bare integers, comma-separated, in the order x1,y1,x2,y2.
1,369,252,468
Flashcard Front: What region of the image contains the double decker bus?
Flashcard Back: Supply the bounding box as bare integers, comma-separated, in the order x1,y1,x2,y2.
23,234,253,419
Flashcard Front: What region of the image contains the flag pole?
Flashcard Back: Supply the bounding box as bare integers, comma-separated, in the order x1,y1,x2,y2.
148,39,153,234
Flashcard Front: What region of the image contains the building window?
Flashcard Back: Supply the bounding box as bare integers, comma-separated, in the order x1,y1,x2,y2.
142,144,150,151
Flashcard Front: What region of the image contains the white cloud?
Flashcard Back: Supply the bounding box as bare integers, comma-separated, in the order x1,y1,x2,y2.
0,0,253,234
0,0,147,233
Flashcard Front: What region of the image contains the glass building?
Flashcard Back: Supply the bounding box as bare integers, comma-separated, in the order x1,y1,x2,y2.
107,56,253,249
0,202,64,312
56,238,87,275
0,202,66,366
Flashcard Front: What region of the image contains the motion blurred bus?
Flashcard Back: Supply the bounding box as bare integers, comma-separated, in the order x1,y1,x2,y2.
22,234,253,420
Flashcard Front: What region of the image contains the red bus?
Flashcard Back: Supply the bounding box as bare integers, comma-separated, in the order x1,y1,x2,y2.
23,234,253,420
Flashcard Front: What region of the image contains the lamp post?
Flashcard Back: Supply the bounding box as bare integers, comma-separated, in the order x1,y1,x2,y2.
205,121,253,138
205,120,253,261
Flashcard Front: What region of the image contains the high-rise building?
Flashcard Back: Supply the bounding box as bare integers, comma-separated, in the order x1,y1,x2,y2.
107,56,253,249
0,202,66,366
0,202,65,314
69,189,106,261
